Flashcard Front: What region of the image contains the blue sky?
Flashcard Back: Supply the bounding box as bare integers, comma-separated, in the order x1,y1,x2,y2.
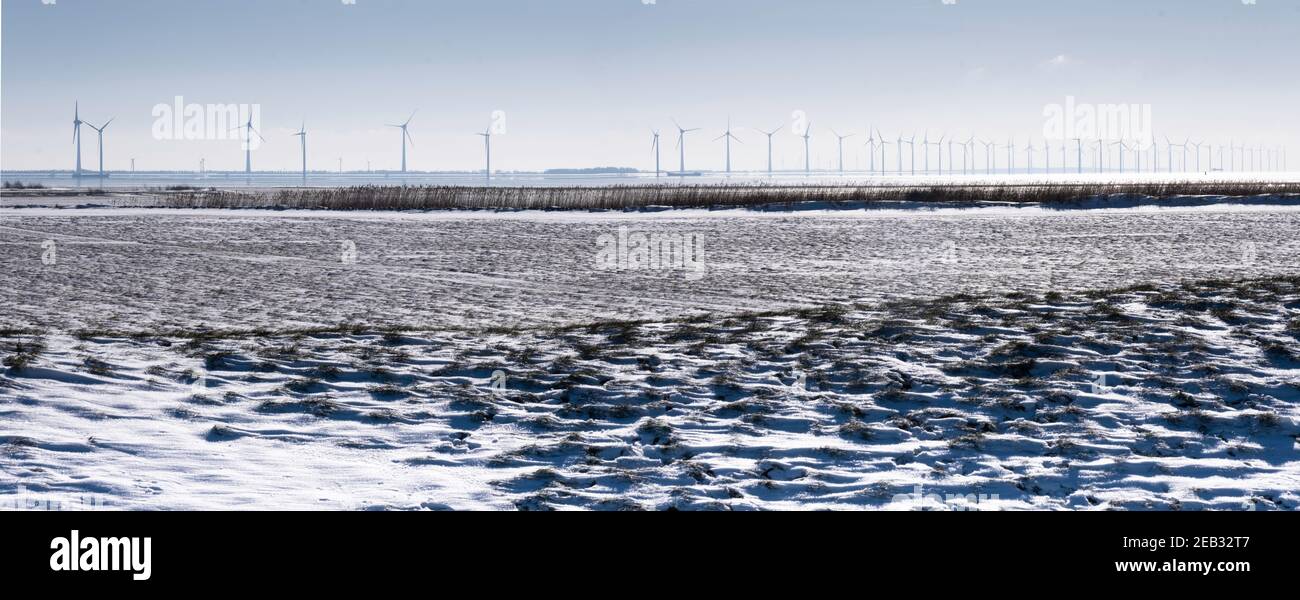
2,0,1298,172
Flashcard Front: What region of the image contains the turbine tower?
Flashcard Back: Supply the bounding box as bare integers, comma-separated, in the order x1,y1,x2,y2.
755,126,780,175
86,117,114,177
895,133,904,175
963,136,974,176
477,125,493,181
831,129,854,174
672,119,699,173
291,122,307,181
905,133,916,176
920,131,933,175
802,122,813,174
876,130,892,175
864,128,877,175
1110,140,1126,173
941,133,951,175
72,102,84,176
1165,136,1178,173
920,131,930,175
386,111,416,173
714,117,742,174
650,130,661,177
1006,136,1015,175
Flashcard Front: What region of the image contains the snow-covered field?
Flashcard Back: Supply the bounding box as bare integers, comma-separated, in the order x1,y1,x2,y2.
2,201,1299,510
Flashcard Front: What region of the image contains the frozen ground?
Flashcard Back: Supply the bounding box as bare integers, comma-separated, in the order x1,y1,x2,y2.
2,203,1299,334
1,202,1298,510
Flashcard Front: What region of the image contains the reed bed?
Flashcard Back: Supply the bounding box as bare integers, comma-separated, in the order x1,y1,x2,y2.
127,181,1300,211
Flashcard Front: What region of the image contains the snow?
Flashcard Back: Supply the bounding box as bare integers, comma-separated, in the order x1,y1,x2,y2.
2,201,1298,510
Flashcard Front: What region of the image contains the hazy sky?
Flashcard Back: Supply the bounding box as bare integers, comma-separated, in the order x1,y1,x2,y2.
3,0,1298,172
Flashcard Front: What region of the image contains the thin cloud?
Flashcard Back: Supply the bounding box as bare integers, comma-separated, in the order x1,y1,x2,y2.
1041,54,1076,71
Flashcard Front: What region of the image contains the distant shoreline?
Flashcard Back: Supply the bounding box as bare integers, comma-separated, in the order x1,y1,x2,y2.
4,180,1300,212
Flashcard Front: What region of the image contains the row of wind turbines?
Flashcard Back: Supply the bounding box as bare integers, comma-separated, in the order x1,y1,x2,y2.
652,119,1289,176
68,104,502,179
66,102,1289,178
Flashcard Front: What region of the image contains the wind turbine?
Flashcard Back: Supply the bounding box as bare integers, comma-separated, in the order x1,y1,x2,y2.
895,133,904,175
476,124,493,181
905,133,917,176
963,136,974,176
1190,140,1203,172
831,129,854,173
1110,140,1126,173
1006,136,1015,175
86,117,114,177
864,128,877,174
941,134,951,177
291,122,307,180
650,130,661,177
672,119,699,173
1165,136,1177,173
714,118,742,174
231,114,265,174
1073,138,1083,174
755,126,780,175
920,131,933,175
980,139,995,175
1025,139,1035,174
72,101,84,176
802,122,813,174
386,111,416,173
877,130,892,175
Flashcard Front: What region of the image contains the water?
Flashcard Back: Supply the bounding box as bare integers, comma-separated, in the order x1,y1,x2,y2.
5,170,1299,190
